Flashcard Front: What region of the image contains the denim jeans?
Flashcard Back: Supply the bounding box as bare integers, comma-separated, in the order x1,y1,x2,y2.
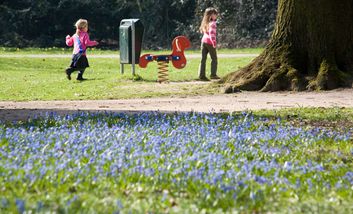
198,42,218,78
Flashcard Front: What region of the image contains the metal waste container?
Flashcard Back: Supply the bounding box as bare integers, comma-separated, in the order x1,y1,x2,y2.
119,19,144,74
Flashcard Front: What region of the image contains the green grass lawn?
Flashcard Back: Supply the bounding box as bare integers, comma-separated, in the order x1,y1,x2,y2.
0,48,258,101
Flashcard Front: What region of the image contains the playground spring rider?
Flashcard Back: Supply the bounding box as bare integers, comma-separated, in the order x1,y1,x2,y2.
139,36,191,83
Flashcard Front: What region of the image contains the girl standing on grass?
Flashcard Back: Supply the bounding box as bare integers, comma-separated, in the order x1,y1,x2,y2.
65,19,98,81
198,7,219,81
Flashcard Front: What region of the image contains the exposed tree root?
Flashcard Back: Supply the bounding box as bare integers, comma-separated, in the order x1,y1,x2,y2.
221,53,353,93
309,60,353,90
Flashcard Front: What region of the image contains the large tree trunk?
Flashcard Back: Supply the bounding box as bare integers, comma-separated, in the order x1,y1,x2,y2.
222,0,353,92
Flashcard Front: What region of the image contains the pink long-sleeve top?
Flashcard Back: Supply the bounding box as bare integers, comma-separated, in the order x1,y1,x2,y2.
201,20,217,48
66,31,98,55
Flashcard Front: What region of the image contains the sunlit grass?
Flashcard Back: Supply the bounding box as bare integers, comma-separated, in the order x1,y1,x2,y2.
0,49,257,101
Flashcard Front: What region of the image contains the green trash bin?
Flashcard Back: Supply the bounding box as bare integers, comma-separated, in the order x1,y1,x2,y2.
119,19,144,74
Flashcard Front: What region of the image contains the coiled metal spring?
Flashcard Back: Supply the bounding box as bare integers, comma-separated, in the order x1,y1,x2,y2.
157,61,169,83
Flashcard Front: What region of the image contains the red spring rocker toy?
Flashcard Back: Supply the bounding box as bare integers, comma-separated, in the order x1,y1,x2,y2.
139,36,191,83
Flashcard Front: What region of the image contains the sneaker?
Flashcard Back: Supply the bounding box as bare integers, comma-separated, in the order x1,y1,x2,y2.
76,77,87,81
199,77,210,81
65,69,71,80
210,75,221,80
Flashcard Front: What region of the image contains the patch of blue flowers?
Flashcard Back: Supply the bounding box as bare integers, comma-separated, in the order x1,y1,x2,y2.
0,112,352,212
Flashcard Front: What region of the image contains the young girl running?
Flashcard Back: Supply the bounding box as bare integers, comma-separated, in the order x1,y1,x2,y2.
198,7,219,81
65,19,98,81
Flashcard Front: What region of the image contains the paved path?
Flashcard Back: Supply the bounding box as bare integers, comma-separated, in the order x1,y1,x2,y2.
1,89,352,122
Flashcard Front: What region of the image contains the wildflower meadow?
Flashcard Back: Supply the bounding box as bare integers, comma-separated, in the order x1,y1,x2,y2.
1,111,352,213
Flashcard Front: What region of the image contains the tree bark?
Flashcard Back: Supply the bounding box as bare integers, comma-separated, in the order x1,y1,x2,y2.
222,0,353,92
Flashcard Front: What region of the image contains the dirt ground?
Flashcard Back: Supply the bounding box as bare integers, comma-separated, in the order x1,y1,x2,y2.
1,88,353,122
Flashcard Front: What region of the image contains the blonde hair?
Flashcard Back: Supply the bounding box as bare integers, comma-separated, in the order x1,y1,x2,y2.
199,7,218,33
75,19,88,34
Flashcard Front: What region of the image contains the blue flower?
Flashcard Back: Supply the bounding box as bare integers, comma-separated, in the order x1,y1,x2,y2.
0,111,351,209
15,199,25,214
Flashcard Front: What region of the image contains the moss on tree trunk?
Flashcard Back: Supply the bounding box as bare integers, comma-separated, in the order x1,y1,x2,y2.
222,0,353,92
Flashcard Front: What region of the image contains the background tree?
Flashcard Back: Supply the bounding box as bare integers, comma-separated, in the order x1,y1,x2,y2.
125,0,196,49
0,0,277,49
192,0,277,48
222,0,353,92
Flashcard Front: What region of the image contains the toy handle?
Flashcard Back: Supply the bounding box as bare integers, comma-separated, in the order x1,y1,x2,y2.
139,54,154,68
172,54,187,69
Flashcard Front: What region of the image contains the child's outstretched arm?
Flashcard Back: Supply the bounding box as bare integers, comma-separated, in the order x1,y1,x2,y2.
66,35,74,46
83,34,98,47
